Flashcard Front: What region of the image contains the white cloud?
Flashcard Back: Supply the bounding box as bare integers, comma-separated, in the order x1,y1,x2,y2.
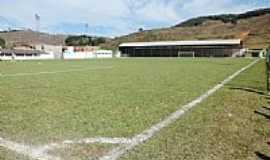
0,0,269,36
131,0,180,23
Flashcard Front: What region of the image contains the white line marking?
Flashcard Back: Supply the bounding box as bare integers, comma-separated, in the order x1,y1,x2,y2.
62,137,133,145
0,137,61,160
0,66,113,77
100,59,260,160
0,137,132,160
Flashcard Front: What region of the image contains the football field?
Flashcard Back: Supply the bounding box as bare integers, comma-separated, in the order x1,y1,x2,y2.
0,58,266,160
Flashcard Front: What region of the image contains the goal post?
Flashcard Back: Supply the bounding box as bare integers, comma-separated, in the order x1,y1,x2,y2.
178,51,195,58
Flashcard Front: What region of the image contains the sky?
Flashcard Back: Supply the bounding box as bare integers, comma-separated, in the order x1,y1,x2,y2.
0,0,270,37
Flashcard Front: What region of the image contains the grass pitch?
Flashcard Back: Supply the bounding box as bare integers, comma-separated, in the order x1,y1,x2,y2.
121,60,270,160
0,58,253,146
0,147,30,160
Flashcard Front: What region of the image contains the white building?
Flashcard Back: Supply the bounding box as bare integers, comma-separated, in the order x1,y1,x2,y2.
35,44,63,59
63,46,113,59
63,46,96,59
0,45,114,61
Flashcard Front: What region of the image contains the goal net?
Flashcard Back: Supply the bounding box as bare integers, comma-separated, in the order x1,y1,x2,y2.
178,51,195,58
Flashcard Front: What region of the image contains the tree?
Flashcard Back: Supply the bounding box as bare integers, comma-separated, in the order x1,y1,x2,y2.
92,37,106,46
65,35,92,46
0,37,5,49
65,35,106,46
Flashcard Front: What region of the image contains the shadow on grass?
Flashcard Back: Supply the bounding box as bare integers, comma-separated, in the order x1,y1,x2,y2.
254,107,270,160
255,151,270,160
264,96,270,100
229,87,267,96
262,106,270,111
254,110,270,120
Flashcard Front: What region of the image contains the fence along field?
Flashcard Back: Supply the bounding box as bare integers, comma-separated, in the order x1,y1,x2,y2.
0,58,255,160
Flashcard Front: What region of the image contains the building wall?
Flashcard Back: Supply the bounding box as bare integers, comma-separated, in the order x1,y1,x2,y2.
63,47,113,59
95,50,113,58
13,46,34,50
63,46,95,59
35,44,63,59
63,51,95,59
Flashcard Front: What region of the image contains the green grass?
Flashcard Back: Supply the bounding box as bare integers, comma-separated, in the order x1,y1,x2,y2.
0,147,30,160
47,144,115,160
120,60,270,160
0,58,253,145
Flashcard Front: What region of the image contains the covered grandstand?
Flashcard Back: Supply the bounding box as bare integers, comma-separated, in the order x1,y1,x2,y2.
119,39,243,57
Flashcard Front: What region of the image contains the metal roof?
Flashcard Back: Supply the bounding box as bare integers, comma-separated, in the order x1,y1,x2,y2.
119,39,242,47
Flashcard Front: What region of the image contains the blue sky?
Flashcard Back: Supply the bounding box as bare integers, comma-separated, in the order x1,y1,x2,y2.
0,0,270,37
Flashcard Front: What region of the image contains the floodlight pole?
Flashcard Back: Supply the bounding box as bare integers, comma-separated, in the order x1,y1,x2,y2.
34,14,40,32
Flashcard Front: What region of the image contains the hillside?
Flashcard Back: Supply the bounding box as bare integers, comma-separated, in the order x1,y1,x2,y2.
102,8,270,50
0,30,67,47
176,8,270,27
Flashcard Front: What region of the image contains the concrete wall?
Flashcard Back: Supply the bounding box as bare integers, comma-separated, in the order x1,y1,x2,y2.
0,53,54,60
64,52,96,59
63,47,113,59
35,44,63,59
95,50,113,58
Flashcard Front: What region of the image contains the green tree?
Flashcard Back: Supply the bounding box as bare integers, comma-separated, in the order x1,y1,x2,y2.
65,35,92,46
65,35,106,46
0,37,5,48
92,37,106,46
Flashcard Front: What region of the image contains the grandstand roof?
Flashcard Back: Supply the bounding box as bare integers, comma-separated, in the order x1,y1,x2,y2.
119,39,242,47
